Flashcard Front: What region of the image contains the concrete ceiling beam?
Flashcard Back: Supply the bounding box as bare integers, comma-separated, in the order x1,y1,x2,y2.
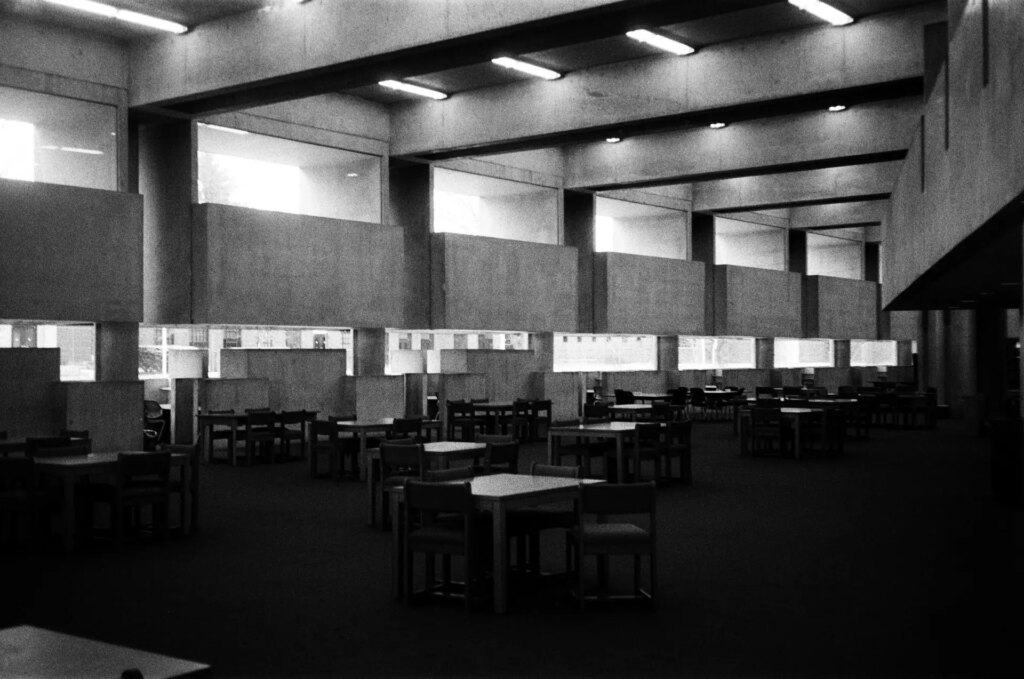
390,3,942,157
563,98,918,191
789,200,889,230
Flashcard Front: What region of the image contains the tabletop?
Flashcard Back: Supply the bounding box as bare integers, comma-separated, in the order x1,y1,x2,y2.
0,625,210,679
422,441,486,454
467,473,597,500
549,421,640,434
34,450,190,471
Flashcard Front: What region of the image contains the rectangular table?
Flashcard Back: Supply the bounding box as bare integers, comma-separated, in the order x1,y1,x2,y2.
196,412,248,464
632,393,671,403
548,421,644,482
609,403,652,420
391,473,601,614
738,407,825,459
367,441,486,526
0,625,210,678
469,402,515,435
34,450,193,551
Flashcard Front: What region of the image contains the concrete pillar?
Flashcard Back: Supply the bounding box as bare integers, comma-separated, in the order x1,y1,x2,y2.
947,309,977,424
657,336,679,376
834,340,851,368
563,190,596,333
755,338,774,369
389,163,431,329
353,327,387,376
531,332,555,372
788,230,807,275
976,305,1010,426
691,212,716,333
96,322,139,382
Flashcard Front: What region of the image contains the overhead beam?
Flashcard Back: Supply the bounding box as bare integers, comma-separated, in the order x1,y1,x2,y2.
692,162,901,212
129,0,778,115
391,3,941,157
789,200,889,229
564,98,918,191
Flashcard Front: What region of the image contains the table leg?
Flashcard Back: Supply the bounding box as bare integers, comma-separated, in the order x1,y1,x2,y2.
616,435,625,483
61,475,75,552
363,434,375,526
229,424,238,466
492,502,508,614
391,491,403,600
547,434,555,465
794,416,802,459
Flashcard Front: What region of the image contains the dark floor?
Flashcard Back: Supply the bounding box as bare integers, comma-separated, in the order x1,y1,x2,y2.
3,419,1023,678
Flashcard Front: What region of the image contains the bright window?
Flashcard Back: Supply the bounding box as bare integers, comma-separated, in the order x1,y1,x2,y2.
554,333,658,372
0,119,35,181
678,336,756,370
385,328,530,375
774,338,835,368
850,339,898,367
0,320,95,381
198,152,301,214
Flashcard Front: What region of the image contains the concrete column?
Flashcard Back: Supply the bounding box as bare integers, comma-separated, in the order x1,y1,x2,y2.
755,338,774,369
389,163,431,329
531,332,555,372
834,340,851,368
657,336,679,375
788,230,807,275
563,190,596,333
96,322,139,382
691,212,716,333
353,327,387,376
947,309,977,424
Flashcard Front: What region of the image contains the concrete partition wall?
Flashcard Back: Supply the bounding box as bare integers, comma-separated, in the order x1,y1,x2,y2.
804,276,879,339
714,265,803,337
719,369,774,392
60,381,144,452
677,370,713,388
436,373,489,437
431,233,578,331
442,350,542,402
173,377,271,444
350,375,406,421
220,349,348,416
813,368,856,393
531,372,580,423
593,253,705,335
0,179,143,321
601,372,670,395
0,349,63,438
192,204,404,327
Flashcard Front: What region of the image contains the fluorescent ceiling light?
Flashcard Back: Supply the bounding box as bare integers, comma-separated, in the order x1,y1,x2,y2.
626,29,695,56
491,57,561,80
709,122,727,129
43,0,188,33
378,80,448,100
828,104,847,112
605,137,622,143
198,123,249,135
788,0,854,26
346,172,360,177
60,147,104,155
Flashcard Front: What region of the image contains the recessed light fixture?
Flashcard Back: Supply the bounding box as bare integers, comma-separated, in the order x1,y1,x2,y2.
378,80,448,100
198,123,249,135
625,29,696,56
346,172,360,178
60,147,104,155
491,57,561,80
788,0,854,26
43,0,188,33
828,104,847,112
605,137,622,143
709,122,727,129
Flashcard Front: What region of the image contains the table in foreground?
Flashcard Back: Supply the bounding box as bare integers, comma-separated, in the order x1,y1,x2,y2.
0,625,210,678
392,473,601,614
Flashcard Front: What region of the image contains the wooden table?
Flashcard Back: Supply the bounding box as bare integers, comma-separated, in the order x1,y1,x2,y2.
633,393,671,403
609,403,652,420
367,441,486,526
196,411,247,464
469,402,515,434
738,407,824,459
0,625,210,678
391,473,601,614
335,418,396,524
34,450,193,551
548,421,643,482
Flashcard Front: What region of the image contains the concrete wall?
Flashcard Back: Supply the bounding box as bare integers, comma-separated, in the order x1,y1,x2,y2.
715,218,787,271
593,253,705,335
813,367,857,393
173,377,271,444
807,234,864,280
532,372,580,422
350,375,406,421
0,349,62,438
714,265,803,338
0,179,143,322
804,276,879,339
884,2,1024,305
430,232,578,331
0,14,128,89
192,203,404,327
463,350,542,402
719,369,774,392
220,349,348,417
61,381,144,452
601,371,670,395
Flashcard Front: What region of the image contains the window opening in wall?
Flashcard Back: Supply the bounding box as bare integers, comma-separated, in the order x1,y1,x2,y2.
678,336,756,370
850,339,898,367
553,333,658,372
198,152,302,214
384,328,529,375
594,196,688,259
774,338,835,368
0,119,35,181
0,320,95,381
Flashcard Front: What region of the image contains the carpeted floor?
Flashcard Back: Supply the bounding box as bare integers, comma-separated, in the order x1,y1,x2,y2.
3,418,1022,678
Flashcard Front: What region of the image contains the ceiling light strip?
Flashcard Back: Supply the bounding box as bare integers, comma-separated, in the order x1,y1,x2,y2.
378,80,448,100
43,0,188,33
625,29,695,56
491,57,561,80
788,0,854,26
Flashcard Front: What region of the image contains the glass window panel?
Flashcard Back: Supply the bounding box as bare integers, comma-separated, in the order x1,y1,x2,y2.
432,168,558,244
774,338,835,368
714,217,785,270
554,333,658,372
197,124,381,223
678,336,756,370
850,339,898,367
384,328,530,375
594,197,687,259
0,86,117,190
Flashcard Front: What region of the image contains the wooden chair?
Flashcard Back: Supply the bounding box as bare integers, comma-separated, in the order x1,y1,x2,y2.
749,407,792,457
90,452,171,545
504,400,533,440
473,434,519,475
506,462,581,577
446,401,486,442
159,443,200,535
379,440,423,530
310,420,359,479
277,410,308,461
205,409,236,463
614,389,635,405
529,399,552,441
242,410,277,464
550,418,611,478
659,419,693,484
391,417,425,442
569,482,656,610
403,480,486,611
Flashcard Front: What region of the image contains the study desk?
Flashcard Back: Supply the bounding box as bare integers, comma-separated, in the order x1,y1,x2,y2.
391,473,601,613
0,625,210,678
196,412,247,464
548,421,644,482
739,407,824,459
367,441,486,526
34,450,193,551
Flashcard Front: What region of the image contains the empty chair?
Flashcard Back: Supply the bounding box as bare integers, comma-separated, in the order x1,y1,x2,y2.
310,419,359,479
748,407,792,457
446,401,487,442
507,462,581,577
242,410,277,464
89,452,171,545
626,422,665,483
403,480,486,611
504,399,533,441
528,400,552,441
650,402,675,422
803,407,846,457
159,443,200,534
569,482,657,610
379,440,424,530
837,385,858,397
583,402,610,419
277,410,308,461
143,400,166,450
549,418,610,478
689,388,708,420
204,409,237,463
391,417,425,442
474,434,519,475
658,419,693,484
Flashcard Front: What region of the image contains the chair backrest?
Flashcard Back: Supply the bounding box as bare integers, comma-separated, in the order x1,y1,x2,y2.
483,439,519,473
583,403,610,419
689,388,706,405
665,419,692,448
751,407,782,426
392,417,424,438
669,388,688,406
782,386,804,396
380,440,423,476
530,462,580,478
247,410,277,428
635,422,663,446
405,479,474,514
614,389,635,405
837,385,858,396
581,482,655,516
755,386,776,398
117,451,171,489
312,419,338,441
423,466,476,482
25,436,71,456
530,400,552,420
143,400,164,421
651,402,674,421
280,410,306,425
0,457,35,491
